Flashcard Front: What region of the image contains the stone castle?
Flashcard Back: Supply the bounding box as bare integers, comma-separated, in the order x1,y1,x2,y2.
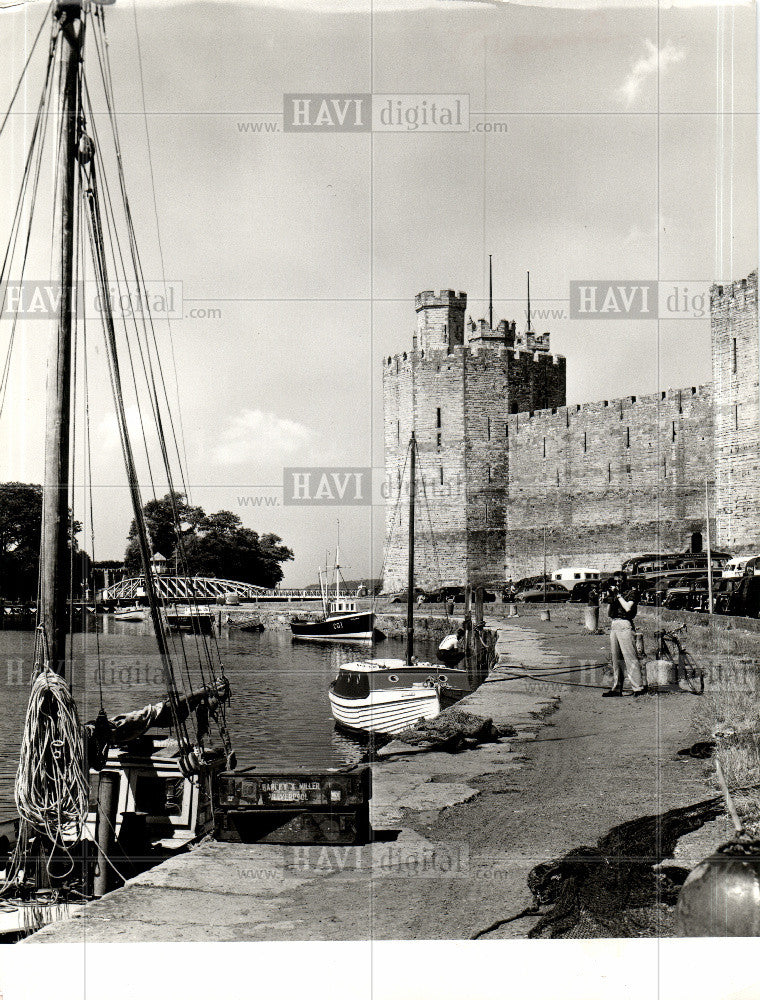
382,271,759,591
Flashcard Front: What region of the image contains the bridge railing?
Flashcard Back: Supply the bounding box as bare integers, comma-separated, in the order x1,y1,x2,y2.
97,576,323,603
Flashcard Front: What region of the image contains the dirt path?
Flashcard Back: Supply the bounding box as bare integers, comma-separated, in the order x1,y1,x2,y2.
394,671,730,938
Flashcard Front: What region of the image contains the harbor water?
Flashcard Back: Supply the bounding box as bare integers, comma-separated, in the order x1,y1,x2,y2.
0,619,436,821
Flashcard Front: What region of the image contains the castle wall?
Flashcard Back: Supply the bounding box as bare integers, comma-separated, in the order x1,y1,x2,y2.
712,272,760,554
464,346,566,586
504,387,715,579
383,273,758,593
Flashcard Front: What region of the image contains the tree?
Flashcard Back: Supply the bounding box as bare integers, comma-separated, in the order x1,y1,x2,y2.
183,513,293,587
124,491,204,572
0,482,86,600
125,495,294,587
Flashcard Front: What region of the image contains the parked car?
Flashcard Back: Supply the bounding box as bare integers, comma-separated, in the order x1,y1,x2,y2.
743,556,760,577
599,574,646,603
569,580,598,603
713,578,738,614
728,577,760,618
516,581,571,603
515,575,550,593
662,579,709,611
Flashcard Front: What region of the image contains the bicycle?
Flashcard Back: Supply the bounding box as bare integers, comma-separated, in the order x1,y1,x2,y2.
649,623,704,694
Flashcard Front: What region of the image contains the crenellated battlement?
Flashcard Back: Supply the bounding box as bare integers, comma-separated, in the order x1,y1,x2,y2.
414,289,467,311
710,270,758,311
384,344,565,368
506,384,710,429
384,270,760,588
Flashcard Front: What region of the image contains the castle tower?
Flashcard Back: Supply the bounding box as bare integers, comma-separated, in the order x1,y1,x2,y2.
712,271,760,553
415,290,467,353
383,289,566,592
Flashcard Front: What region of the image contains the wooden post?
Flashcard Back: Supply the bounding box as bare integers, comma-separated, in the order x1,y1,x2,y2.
40,2,84,676
474,586,485,674
93,771,120,898
474,586,484,626
705,479,714,614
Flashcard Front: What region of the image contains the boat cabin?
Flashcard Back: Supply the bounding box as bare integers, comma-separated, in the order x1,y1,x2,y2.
328,598,357,616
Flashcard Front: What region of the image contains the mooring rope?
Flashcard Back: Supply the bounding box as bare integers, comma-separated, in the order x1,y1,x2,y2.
15,648,89,852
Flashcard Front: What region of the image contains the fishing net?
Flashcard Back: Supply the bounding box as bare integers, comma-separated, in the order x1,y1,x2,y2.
524,798,724,938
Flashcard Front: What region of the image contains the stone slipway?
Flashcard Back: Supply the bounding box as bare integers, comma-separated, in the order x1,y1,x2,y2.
26,615,595,944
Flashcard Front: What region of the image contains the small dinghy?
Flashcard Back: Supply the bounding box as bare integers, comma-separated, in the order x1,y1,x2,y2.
226,614,264,633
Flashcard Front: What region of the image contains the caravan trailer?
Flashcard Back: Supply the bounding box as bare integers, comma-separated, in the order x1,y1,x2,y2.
721,556,760,579
552,567,601,591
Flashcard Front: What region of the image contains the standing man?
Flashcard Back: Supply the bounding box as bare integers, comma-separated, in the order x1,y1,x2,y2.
586,583,600,632
505,579,519,618
603,577,647,697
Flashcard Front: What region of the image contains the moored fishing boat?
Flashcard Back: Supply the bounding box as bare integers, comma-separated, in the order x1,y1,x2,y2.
165,604,215,633
291,597,375,642
292,550,377,643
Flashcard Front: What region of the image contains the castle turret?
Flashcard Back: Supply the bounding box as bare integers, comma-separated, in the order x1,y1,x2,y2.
415,290,467,353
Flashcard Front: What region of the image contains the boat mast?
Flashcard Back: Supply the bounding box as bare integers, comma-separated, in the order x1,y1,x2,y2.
40,1,84,676
335,519,340,603
405,433,416,664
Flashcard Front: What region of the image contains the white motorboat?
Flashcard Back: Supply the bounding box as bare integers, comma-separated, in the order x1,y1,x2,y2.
328,658,470,736
113,606,147,622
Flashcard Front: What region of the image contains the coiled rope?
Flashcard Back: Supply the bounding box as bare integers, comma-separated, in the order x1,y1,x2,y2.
14,634,89,852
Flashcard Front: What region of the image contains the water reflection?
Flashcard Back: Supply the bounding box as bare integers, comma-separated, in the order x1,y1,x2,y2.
0,619,435,819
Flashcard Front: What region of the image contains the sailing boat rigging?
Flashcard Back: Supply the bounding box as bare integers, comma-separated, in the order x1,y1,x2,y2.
0,0,234,934
327,433,473,737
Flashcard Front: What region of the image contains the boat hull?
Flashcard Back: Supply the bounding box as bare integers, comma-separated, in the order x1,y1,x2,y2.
165,607,215,634
291,611,375,642
328,686,440,736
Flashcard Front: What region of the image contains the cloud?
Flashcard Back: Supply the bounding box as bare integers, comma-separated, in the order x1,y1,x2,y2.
618,39,685,105
214,408,316,467
97,405,156,453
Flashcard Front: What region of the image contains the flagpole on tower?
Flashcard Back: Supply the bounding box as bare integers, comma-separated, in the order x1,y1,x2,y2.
527,270,531,332
489,254,493,330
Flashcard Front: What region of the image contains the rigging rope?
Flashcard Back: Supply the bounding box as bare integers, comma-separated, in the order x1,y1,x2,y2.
0,28,57,423
0,0,54,141
80,64,232,732
14,632,89,856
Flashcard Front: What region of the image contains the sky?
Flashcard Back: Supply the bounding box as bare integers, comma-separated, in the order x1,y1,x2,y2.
0,0,756,586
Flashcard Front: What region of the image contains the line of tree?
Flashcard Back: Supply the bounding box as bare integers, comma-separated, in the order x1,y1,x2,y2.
125,491,293,588
0,482,90,601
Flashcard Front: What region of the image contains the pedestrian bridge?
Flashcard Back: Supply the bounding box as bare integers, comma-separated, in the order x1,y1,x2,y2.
98,576,320,603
